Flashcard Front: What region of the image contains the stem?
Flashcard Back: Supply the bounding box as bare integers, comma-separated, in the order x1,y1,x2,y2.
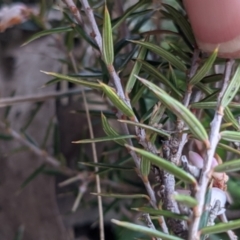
0,121,76,176
67,0,169,233
69,52,105,240
0,89,82,108
188,59,234,240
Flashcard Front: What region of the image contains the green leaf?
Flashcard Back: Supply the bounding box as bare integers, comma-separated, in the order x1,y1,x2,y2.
118,119,170,138
214,158,240,173
79,162,134,170
168,43,191,64
140,157,151,177
132,207,189,221
112,0,148,30
125,38,148,95
125,145,196,184
111,220,184,240
92,193,150,200
73,135,136,144
173,194,198,207
163,4,195,46
199,189,212,231
221,63,240,108
218,143,240,156
223,107,239,130
74,25,99,49
137,76,209,146
0,133,13,141
140,60,182,97
100,82,135,118
200,219,240,235
220,131,240,142
130,40,187,71
18,164,46,193
21,102,43,131
191,101,217,109
22,26,73,46
189,48,218,85
102,5,114,65
41,71,101,89
101,113,126,145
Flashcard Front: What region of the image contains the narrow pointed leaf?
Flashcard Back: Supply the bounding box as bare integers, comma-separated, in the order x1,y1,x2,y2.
224,107,239,130
163,4,195,46
73,135,136,144
125,145,196,184
214,159,240,173
140,60,182,97
130,40,187,71
137,76,209,146
92,193,150,200
221,63,240,107
22,26,73,46
125,38,148,95
168,43,191,63
218,143,240,156
102,5,114,65
111,220,184,240
140,157,151,177
191,101,217,109
41,71,101,89
200,219,240,235
220,131,240,142
74,25,99,49
18,164,46,192
101,113,126,145
79,162,134,170
118,119,170,138
132,207,189,221
100,82,135,118
112,0,148,30
173,194,198,207
189,48,218,85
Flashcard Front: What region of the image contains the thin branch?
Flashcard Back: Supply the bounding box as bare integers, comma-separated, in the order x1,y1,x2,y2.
77,0,170,233
66,0,169,233
219,213,238,240
188,59,235,240
142,213,162,240
69,52,105,240
175,48,200,165
79,0,102,52
0,89,82,108
62,0,83,25
0,121,76,176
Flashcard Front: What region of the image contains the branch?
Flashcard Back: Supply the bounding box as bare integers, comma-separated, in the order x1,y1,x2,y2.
0,89,82,108
0,121,76,176
188,59,235,240
62,0,83,25
68,51,105,240
66,0,169,233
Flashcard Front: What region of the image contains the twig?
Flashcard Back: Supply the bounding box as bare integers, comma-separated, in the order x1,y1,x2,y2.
67,0,169,233
0,89,82,108
219,213,238,240
69,52,105,240
0,121,76,176
62,0,83,25
188,59,235,240
142,213,162,240
80,0,102,52
174,48,200,165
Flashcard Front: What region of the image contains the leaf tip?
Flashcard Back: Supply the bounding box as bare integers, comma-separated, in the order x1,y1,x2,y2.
111,219,120,225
